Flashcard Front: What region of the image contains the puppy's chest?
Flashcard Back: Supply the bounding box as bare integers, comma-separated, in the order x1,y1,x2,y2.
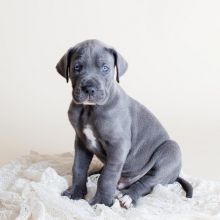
83,125,97,150
82,124,106,155
80,107,106,153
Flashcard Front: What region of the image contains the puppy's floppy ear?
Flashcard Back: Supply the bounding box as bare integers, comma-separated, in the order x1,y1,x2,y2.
111,48,128,83
56,48,73,83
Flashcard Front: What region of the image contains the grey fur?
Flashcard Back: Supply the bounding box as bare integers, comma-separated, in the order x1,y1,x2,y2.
56,39,193,207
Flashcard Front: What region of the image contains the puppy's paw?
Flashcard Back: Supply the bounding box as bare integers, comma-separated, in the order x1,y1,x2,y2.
118,194,133,209
61,186,73,199
61,186,87,200
89,193,114,207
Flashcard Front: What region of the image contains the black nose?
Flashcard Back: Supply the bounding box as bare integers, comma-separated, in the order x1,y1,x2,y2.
82,86,96,96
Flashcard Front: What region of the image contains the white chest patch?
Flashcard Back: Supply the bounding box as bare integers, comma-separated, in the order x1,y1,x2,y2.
83,125,97,150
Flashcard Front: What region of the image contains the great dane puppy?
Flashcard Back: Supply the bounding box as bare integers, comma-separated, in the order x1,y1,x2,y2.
56,39,193,208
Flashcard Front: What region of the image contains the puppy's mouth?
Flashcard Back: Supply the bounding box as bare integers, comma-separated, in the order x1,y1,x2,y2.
81,96,96,105
72,89,106,105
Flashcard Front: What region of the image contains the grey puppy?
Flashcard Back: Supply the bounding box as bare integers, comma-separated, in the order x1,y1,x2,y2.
56,39,193,208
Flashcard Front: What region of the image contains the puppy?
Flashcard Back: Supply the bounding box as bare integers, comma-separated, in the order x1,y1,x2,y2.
56,39,193,208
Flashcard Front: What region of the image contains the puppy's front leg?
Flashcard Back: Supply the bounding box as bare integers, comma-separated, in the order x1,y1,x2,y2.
62,136,93,200
89,140,130,206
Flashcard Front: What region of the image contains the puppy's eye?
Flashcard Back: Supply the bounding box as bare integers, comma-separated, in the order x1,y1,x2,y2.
74,64,81,71
101,65,109,72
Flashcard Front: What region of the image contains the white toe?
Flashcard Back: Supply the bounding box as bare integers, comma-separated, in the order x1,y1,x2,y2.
118,195,133,209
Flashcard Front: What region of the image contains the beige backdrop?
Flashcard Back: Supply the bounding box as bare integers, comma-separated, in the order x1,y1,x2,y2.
0,0,219,180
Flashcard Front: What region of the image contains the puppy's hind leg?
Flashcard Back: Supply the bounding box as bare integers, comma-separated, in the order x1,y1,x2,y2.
118,140,182,208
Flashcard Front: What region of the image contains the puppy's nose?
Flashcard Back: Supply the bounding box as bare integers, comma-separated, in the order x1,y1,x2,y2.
82,86,96,96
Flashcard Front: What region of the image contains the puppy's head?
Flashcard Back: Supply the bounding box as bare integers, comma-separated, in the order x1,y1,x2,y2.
56,39,128,105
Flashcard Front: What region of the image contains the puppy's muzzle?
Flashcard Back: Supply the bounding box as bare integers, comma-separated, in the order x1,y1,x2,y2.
73,78,106,105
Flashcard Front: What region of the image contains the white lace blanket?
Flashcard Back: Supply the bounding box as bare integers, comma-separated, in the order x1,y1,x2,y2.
0,151,219,220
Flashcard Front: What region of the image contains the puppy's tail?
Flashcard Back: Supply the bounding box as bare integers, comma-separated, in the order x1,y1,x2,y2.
176,177,193,198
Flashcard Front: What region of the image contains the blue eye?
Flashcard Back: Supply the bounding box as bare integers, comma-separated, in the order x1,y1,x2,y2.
74,64,81,71
102,65,109,72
